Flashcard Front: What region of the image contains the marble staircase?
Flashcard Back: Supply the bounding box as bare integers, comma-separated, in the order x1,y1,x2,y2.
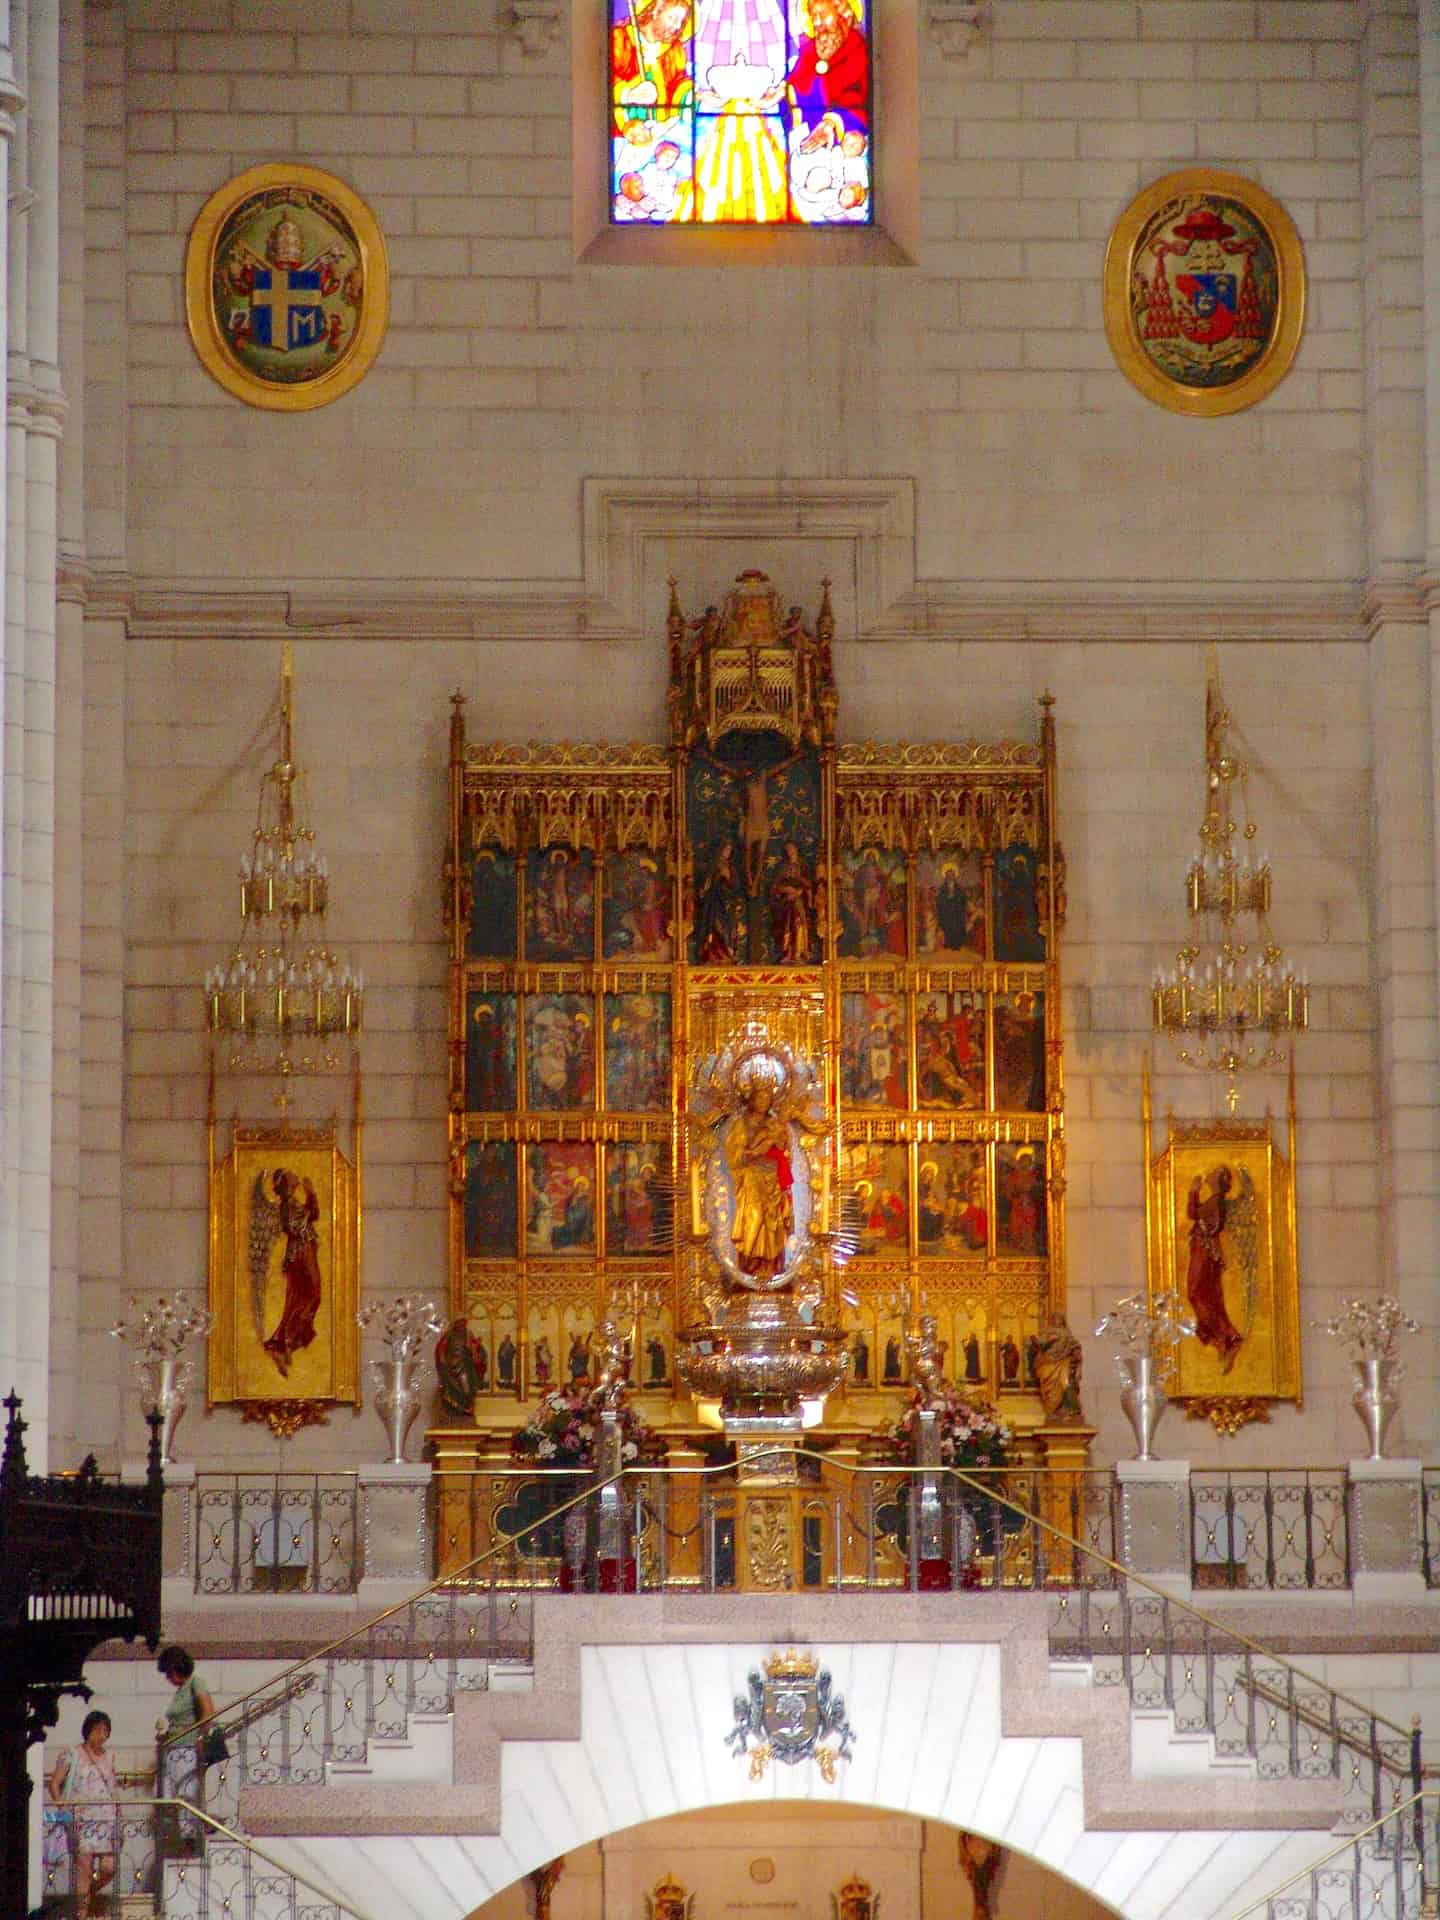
228,1594,1368,1920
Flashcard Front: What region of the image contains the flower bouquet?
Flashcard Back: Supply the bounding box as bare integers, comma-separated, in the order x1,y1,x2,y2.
1313,1295,1419,1361
109,1293,216,1466
512,1381,666,1469
888,1385,1014,1582
889,1382,1012,1470
511,1378,666,1592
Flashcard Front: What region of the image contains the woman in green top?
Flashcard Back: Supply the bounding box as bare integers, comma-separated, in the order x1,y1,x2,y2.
157,1645,217,1848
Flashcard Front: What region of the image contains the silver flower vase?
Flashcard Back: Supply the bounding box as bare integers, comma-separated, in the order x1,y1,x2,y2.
1116,1352,1168,1461
137,1356,191,1467
1351,1355,1402,1461
370,1356,423,1464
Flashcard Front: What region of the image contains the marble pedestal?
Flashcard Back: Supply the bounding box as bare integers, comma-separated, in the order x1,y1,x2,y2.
1115,1458,1192,1601
1348,1457,1426,1603
358,1462,433,1609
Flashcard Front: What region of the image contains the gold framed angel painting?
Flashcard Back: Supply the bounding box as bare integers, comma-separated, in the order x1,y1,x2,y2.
208,1121,361,1428
1144,1085,1301,1432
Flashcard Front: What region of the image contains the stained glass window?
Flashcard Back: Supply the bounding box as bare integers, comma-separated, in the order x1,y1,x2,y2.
609,0,873,226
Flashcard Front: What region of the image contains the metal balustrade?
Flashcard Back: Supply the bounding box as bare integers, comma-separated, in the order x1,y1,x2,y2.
194,1474,360,1597
198,1457,1418,1829
437,1462,1120,1594
435,1460,1440,1597
37,1798,376,1919
1190,1469,1350,1592
189,1583,531,1825
1051,1586,1418,1830
1227,1791,1439,1920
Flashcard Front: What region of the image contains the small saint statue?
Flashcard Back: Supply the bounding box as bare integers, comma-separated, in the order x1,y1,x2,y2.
1033,1313,1084,1424
905,1312,947,1410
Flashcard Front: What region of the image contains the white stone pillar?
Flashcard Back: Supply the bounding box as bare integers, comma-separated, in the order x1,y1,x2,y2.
0,0,34,1438
1348,1456,1427,1602
1418,0,1440,1456
358,1462,434,1609
47,0,84,1463
78,0,125,1464
0,0,62,1468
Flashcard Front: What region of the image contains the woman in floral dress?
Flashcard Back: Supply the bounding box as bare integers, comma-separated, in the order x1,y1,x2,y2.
49,1709,119,1913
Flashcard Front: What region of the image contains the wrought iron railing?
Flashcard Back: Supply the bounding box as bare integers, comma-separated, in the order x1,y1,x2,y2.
167,1582,532,1822
1050,1584,1416,1828
1226,1789,1438,1919
38,1797,379,1919
1190,1468,1350,1591
193,1472,360,1596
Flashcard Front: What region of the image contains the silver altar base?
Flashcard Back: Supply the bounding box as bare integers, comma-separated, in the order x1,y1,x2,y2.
725,1412,807,1486
676,1297,849,1419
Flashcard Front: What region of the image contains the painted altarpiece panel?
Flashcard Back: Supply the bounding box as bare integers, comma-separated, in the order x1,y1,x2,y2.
439,574,1070,1469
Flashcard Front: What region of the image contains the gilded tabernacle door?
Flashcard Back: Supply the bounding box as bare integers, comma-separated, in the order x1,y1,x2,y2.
439,569,1070,1483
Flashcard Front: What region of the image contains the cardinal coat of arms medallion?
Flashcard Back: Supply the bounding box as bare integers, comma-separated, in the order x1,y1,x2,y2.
725,1648,856,1782
1104,168,1305,417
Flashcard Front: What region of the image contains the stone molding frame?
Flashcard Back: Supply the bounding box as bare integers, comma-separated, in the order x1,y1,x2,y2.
111,472,1366,647
572,0,920,264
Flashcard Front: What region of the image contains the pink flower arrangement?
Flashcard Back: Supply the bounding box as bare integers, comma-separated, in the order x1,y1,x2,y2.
512,1382,665,1469
889,1383,1011,1470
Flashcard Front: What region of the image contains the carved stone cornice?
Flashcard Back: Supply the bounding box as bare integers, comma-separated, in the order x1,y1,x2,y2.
56,554,90,607
1362,577,1429,634
116,579,1366,646
101,476,1366,645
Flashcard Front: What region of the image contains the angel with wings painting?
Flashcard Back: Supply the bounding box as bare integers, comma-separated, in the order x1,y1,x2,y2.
250,1167,323,1378
1186,1163,1258,1374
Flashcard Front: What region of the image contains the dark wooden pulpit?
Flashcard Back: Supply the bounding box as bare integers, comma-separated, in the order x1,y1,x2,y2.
0,1391,163,1918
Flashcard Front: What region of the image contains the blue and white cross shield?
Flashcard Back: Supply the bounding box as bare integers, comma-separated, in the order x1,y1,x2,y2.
249,267,327,350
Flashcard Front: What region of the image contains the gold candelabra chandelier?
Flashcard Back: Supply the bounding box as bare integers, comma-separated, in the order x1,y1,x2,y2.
204,643,363,1075
1152,659,1307,1109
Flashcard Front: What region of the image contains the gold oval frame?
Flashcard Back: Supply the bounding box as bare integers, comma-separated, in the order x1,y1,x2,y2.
1103,167,1305,418
184,163,389,412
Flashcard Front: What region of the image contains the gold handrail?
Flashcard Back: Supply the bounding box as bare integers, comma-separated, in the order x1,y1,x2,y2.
80,1798,383,1920
1245,1672,1418,1775
173,1448,1415,1757
1226,1787,1436,1919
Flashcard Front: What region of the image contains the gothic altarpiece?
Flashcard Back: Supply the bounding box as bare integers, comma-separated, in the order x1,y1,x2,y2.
433,570,1086,1579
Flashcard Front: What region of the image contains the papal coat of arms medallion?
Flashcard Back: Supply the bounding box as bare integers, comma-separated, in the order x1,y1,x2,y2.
185,164,389,411
1104,168,1305,416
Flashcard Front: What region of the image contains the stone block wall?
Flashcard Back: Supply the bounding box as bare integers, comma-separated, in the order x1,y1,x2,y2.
59,0,1436,1473
108,0,1370,587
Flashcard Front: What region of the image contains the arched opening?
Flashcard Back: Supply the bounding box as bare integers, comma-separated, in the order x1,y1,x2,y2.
462,1803,1121,1920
